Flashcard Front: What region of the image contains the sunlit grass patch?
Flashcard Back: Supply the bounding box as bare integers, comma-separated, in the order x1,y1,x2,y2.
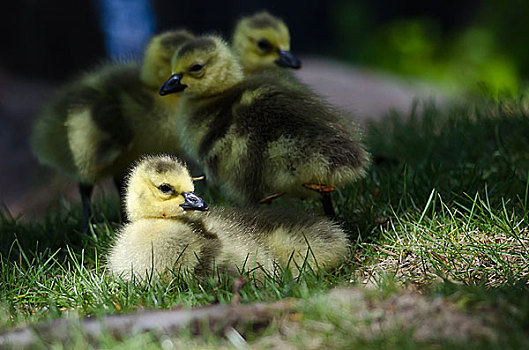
3,96,529,347
356,189,529,287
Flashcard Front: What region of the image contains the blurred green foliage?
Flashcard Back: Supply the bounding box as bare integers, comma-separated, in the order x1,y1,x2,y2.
330,0,529,93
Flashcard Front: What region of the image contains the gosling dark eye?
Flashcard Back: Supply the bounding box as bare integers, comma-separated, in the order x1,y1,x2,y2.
257,39,273,52
189,64,203,73
158,184,174,194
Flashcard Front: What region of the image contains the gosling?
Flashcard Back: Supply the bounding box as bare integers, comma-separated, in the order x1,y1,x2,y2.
31,30,194,231
108,155,349,281
159,35,370,215
232,11,301,75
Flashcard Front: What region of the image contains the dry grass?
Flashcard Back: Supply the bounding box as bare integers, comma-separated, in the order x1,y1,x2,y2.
355,191,529,287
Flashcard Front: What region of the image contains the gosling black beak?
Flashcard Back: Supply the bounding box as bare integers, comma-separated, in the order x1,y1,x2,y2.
159,73,187,96
180,192,208,211
275,50,302,69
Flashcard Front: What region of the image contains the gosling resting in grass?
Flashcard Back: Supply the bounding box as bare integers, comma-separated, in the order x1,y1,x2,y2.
31,30,194,231
232,11,301,74
108,155,349,281
159,35,370,214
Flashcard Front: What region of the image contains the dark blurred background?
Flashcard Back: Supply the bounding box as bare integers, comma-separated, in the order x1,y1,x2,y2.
2,0,528,89
1,0,528,218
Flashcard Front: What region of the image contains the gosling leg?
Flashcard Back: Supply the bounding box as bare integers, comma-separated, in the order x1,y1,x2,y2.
302,183,336,217
79,183,93,233
113,176,126,222
320,192,336,217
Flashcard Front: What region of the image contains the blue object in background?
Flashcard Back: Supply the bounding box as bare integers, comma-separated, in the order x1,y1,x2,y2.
99,0,156,60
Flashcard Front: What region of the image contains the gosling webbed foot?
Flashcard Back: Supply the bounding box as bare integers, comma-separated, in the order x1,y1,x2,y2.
258,192,286,204
302,183,335,193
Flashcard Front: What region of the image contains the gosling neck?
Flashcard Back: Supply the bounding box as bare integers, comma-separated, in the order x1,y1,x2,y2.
140,66,180,107
140,66,167,93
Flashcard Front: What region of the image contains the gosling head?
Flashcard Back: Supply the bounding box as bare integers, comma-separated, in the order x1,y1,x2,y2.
159,35,244,98
125,155,208,222
140,30,195,89
232,11,301,74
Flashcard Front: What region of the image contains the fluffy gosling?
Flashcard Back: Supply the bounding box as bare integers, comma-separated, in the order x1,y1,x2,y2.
159,35,370,215
31,30,194,231
232,11,301,74
108,155,349,281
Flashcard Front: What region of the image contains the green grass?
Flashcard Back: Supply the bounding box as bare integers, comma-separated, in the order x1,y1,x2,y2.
2,96,529,348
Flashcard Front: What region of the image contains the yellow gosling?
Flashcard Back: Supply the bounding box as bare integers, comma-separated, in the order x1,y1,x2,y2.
159,35,370,215
108,155,349,281
31,30,194,230
232,11,301,75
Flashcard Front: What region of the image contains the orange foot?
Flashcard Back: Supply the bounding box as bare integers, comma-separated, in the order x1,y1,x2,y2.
302,183,335,193
192,175,205,182
258,192,287,204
